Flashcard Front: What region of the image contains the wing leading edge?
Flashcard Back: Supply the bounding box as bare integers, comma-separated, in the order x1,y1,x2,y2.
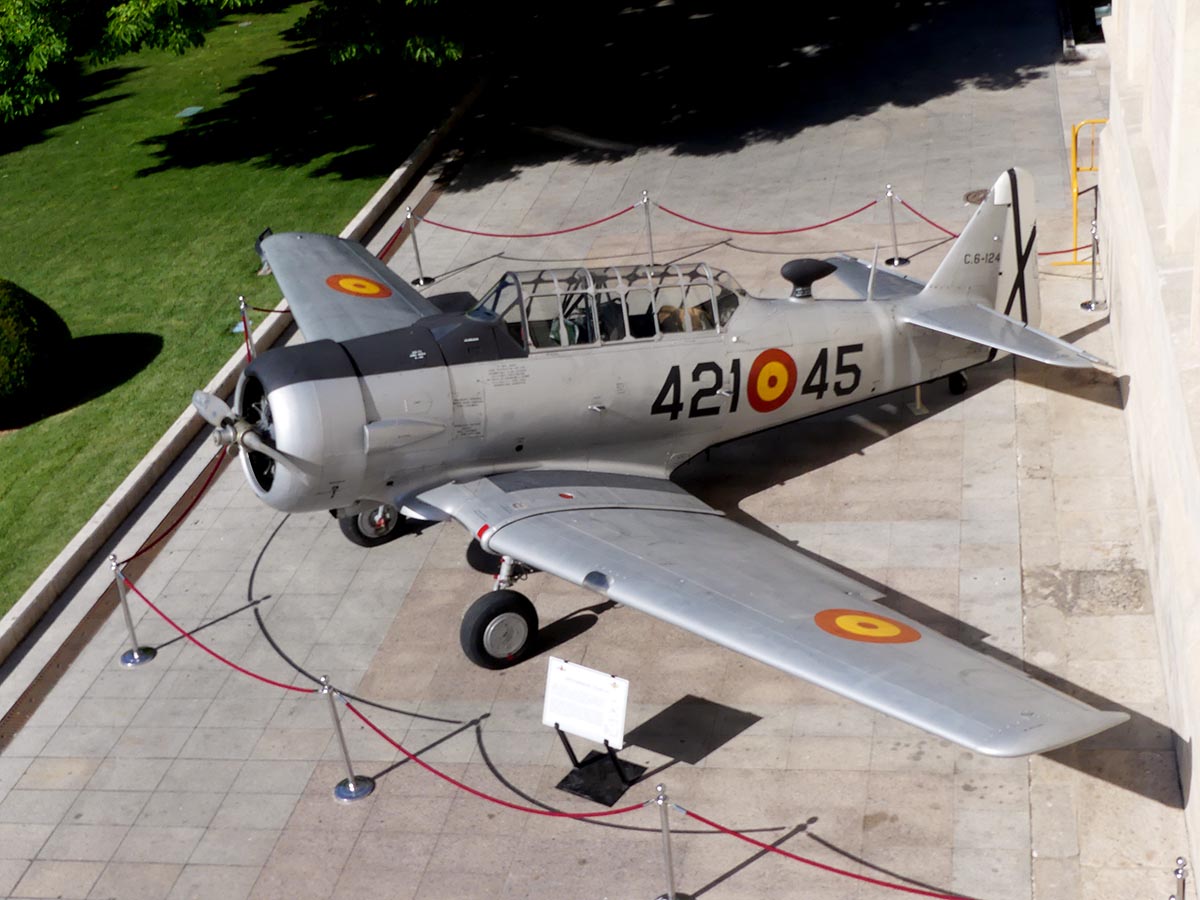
419,473,1127,757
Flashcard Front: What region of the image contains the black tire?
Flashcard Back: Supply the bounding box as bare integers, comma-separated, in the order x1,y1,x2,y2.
948,371,969,395
338,505,405,548
460,590,538,669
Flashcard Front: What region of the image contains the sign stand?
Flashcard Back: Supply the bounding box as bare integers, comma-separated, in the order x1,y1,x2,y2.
543,657,644,806
553,725,646,806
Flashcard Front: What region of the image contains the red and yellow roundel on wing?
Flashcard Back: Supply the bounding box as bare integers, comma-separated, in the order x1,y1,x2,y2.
814,608,921,644
747,348,797,413
325,273,393,299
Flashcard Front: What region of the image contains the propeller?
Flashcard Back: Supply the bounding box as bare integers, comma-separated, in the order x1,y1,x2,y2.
191,389,309,476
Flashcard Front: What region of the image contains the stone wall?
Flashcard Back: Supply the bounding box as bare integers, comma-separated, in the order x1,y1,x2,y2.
1101,0,1200,861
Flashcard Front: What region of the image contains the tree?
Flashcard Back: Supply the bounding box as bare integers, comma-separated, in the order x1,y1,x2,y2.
0,0,252,122
291,0,464,67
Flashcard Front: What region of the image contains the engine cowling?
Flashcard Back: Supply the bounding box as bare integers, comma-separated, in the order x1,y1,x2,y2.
235,341,368,513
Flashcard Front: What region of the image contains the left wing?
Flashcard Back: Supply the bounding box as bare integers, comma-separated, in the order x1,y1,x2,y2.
259,232,441,343
419,472,1127,757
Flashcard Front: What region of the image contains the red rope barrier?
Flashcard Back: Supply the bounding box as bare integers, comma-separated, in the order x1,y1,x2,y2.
655,200,877,236
239,306,253,362
1037,244,1091,257
345,701,647,818
378,221,406,259
119,446,228,566
897,199,960,238
682,808,975,899
123,577,316,694
421,204,637,239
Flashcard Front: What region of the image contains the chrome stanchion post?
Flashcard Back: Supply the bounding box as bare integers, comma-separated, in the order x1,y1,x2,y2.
408,207,435,287
652,784,692,900
885,184,910,267
1081,219,1106,312
110,554,156,667
321,676,375,802
1175,856,1188,900
642,190,656,270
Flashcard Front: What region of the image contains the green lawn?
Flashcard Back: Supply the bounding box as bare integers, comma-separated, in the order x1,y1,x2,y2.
0,5,454,615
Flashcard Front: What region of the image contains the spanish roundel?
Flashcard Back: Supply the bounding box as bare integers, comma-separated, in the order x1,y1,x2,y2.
747,348,797,413
325,273,393,299
814,608,921,644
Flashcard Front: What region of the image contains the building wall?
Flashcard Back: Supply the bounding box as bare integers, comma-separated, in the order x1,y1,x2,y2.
1101,0,1200,860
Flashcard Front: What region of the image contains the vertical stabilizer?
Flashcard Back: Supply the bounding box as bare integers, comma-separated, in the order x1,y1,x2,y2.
922,168,1041,328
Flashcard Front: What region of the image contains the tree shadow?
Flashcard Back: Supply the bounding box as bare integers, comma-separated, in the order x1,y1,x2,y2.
135,38,473,180
444,0,1074,191
0,332,162,429
0,65,140,157
128,0,1074,185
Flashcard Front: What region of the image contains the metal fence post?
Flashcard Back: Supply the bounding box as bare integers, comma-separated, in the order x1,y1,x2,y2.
642,190,656,270
109,555,156,667
407,207,434,286
653,783,693,900
885,185,910,267
1080,218,1107,312
321,676,375,802
238,295,255,361
1175,856,1188,900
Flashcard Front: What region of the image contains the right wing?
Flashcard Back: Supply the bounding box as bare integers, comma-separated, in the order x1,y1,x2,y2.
419,472,1127,757
258,232,441,343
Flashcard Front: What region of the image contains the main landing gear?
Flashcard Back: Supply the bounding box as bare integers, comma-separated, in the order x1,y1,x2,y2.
948,371,969,396
339,504,408,548
460,555,539,669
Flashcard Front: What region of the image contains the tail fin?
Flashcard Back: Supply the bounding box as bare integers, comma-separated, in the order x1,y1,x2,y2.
923,168,1041,329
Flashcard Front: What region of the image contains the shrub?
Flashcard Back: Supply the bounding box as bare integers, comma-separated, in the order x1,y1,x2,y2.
0,279,70,421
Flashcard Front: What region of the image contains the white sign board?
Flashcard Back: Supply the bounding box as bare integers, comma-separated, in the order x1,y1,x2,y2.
542,657,630,749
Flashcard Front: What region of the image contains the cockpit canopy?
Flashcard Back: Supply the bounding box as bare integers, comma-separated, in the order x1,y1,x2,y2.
468,262,745,351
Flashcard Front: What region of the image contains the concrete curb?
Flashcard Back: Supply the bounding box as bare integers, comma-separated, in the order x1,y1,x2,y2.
0,79,485,664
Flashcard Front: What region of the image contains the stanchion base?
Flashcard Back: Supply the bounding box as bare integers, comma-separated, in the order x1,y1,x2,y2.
333,776,375,802
120,647,157,667
412,276,435,286
1080,300,1108,312
885,256,910,267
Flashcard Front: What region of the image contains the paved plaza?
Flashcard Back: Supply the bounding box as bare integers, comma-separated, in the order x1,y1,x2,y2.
0,5,1189,899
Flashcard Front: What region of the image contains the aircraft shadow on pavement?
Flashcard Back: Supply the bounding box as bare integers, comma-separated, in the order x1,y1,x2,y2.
674,363,1181,809
0,332,163,429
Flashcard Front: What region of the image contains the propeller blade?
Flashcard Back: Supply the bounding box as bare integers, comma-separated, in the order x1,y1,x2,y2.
241,430,310,476
192,390,234,427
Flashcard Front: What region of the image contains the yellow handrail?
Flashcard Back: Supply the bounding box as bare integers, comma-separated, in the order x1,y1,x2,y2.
1053,118,1107,266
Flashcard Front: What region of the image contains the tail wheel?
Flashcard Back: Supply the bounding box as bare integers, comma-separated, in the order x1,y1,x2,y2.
948,371,969,395
460,590,538,669
339,505,404,547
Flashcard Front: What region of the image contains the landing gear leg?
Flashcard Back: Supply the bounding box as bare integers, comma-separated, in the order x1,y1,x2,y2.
948,371,969,395
339,504,406,547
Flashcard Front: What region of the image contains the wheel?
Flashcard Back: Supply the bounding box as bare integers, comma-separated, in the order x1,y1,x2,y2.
460,590,538,669
948,371,969,395
339,505,404,548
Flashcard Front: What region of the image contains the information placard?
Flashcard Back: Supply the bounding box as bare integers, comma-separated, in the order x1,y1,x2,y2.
542,657,629,749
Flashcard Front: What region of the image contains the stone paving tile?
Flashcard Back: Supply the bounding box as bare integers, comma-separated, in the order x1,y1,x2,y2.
85,862,182,900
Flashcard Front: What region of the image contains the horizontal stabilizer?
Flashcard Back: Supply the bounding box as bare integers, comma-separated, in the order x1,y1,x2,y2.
826,255,926,299
903,304,1109,368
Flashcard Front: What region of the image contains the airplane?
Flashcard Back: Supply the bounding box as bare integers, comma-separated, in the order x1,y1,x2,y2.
192,167,1128,758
